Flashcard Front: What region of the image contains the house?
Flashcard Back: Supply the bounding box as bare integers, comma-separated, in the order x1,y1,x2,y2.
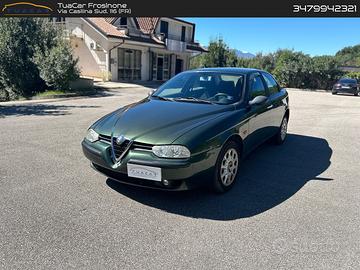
65,17,207,81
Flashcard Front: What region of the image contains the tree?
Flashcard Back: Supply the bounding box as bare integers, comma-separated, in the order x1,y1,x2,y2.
0,18,45,99
203,38,228,67
0,18,79,101
33,24,79,90
237,53,275,72
272,49,313,88
311,56,343,89
335,45,360,66
190,38,238,68
225,49,238,67
192,37,354,90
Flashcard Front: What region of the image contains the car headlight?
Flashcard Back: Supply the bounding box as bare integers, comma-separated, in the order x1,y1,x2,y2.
152,145,190,158
85,129,99,143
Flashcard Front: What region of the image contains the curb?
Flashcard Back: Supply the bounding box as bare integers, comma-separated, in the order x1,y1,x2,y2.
0,91,102,106
287,88,330,93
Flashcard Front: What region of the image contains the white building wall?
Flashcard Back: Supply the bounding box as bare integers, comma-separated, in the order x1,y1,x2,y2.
109,48,118,81
141,49,150,81
70,37,102,78
66,18,109,79
155,18,193,42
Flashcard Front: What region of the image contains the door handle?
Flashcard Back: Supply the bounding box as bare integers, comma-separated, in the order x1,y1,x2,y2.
266,104,274,109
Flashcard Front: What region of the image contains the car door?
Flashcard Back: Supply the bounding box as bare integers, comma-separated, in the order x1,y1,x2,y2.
245,72,272,152
261,72,286,137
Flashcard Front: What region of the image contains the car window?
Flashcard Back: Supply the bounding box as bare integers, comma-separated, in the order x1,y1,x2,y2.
339,78,357,84
154,72,245,104
156,73,192,97
262,73,280,95
249,74,266,99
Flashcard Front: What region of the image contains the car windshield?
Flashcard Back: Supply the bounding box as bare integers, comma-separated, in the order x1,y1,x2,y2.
152,72,245,105
339,78,357,84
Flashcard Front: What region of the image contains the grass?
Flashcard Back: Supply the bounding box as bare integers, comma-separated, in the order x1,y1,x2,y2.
35,90,69,97
33,89,98,99
0,88,100,102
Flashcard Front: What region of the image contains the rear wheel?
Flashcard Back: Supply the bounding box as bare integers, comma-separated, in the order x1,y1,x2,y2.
274,116,288,145
354,91,359,96
332,91,337,95
213,141,241,193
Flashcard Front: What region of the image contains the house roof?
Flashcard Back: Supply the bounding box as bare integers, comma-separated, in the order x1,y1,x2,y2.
135,17,159,34
84,17,206,52
186,43,208,53
104,17,117,24
85,18,164,46
86,18,127,38
86,17,161,38
101,17,160,35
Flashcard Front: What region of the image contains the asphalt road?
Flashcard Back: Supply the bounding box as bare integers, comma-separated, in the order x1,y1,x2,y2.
1,89,359,269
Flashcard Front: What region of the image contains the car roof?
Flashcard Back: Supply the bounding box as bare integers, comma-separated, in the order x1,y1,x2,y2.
187,67,263,74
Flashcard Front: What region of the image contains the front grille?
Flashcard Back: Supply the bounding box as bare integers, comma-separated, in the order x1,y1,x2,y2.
132,141,153,150
112,139,131,159
98,134,154,160
99,134,111,143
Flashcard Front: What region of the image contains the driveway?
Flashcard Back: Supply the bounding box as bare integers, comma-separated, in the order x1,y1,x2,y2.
0,89,359,269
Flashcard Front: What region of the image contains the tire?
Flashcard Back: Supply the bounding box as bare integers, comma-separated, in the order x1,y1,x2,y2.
332,91,337,95
274,115,288,145
354,92,359,96
212,140,241,193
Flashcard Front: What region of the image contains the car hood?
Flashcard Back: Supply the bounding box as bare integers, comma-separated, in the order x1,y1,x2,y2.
93,98,234,144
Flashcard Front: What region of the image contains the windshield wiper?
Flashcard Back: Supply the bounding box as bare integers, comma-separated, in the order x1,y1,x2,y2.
151,95,173,101
173,97,214,104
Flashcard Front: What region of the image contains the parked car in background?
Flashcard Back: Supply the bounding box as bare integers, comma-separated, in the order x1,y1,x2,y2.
82,68,289,193
332,78,359,96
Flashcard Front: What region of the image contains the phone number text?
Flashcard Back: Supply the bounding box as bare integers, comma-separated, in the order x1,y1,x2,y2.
293,5,357,13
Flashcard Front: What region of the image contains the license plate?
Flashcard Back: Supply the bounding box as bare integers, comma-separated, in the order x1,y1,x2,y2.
343,86,350,89
127,164,162,181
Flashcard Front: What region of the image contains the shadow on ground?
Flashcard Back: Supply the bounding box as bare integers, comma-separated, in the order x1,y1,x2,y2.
107,134,333,220
0,104,100,117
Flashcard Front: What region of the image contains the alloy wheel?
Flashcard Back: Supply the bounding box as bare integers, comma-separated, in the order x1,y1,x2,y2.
220,148,239,186
281,118,288,141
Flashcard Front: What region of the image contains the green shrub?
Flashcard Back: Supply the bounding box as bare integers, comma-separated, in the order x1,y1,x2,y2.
0,18,46,99
191,40,359,90
190,37,238,68
0,18,79,100
34,38,79,91
344,72,360,80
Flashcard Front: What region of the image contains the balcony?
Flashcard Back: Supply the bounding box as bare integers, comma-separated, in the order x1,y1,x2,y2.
162,33,191,52
165,39,187,52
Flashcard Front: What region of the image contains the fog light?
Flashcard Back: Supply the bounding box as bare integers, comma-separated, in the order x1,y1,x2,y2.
162,179,169,186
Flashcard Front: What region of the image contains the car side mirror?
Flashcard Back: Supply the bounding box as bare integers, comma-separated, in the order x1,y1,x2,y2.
248,95,268,106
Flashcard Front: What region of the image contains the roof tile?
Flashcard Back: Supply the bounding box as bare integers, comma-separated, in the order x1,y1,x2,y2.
135,17,159,34
87,18,127,38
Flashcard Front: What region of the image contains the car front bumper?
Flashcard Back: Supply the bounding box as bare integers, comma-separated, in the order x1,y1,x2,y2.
333,87,358,94
81,139,219,190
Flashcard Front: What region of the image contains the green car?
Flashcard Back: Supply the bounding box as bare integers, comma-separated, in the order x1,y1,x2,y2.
82,68,289,192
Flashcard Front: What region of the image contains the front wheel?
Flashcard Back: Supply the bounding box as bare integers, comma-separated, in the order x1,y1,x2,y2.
212,141,241,193
274,116,288,145
332,91,337,95
354,91,359,96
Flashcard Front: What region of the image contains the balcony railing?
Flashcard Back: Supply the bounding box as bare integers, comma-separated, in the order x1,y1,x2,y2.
163,33,192,43
165,39,187,52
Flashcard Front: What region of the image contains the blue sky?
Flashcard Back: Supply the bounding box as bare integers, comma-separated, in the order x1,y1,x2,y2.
182,18,360,56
